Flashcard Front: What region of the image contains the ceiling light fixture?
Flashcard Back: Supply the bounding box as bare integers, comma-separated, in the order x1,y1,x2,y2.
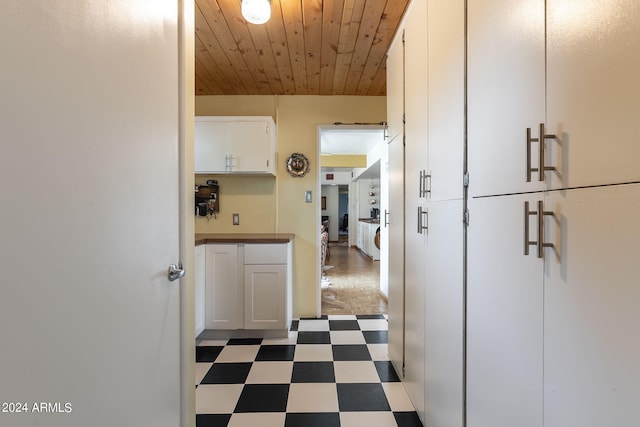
241,0,272,25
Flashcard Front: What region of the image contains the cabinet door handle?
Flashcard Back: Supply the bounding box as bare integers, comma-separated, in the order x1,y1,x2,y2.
524,201,537,255
419,170,431,198
524,200,555,258
526,123,557,182
418,206,428,234
384,210,390,227
536,200,555,259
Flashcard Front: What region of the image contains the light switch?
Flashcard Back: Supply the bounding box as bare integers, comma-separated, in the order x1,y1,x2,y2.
305,191,312,203
233,213,240,225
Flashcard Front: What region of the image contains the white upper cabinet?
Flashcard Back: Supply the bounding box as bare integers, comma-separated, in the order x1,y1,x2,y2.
195,116,276,175
546,0,640,188
468,0,546,197
469,0,640,197
427,0,465,201
386,32,404,144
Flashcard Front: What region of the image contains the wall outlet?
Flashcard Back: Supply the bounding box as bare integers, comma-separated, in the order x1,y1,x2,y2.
232,213,240,225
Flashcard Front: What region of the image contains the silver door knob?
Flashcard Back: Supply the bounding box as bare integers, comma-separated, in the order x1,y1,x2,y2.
168,262,185,281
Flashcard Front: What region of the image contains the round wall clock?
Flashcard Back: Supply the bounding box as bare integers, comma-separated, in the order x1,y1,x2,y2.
286,152,310,177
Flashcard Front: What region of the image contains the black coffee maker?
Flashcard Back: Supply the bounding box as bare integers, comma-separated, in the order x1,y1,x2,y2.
195,180,219,217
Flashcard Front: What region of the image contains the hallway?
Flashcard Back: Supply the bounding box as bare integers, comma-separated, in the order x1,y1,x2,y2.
321,242,386,316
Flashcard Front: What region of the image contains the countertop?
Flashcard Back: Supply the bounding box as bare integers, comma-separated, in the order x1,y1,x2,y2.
358,218,380,224
195,233,295,246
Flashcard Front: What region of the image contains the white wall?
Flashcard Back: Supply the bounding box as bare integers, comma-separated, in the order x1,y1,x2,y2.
358,179,380,219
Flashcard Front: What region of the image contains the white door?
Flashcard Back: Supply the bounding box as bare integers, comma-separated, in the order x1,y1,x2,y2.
427,0,465,202
386,29,405,144
387,133,406,380
544,184,640,426
379,138,390,297
467,0,546,197
422,199,464,427
467,193,544,427
0,2,184,426
402,1,428,419
546,0,640,189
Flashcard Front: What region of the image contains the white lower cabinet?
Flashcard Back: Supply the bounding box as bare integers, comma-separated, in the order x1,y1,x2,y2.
243,243,291,330
468,183,640,426
201,242,292,336
244,264,287,329
356,221,380,260
205,244,241,330
467,193,544,427
195,244,206,337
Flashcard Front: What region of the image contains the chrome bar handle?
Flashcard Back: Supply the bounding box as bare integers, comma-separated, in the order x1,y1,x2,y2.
536,200,555,258
424,171,432,198
538,123,557,182
384,210,390,227
421,208,429,233
526,128,539,182
419,170,424,197
418,206,428,234
524,201,537,255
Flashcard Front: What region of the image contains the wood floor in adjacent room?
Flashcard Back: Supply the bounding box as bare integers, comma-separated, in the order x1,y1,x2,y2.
321,242,386,316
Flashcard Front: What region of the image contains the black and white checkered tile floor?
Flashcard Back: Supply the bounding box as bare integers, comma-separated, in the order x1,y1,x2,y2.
195,314,423,427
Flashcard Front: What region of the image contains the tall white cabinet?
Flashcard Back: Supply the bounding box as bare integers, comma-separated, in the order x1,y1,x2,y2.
467,0,640,426
386,0,466,425
389,0,639,426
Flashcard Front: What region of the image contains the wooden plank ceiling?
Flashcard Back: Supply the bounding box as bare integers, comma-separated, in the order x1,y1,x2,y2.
195,0,410,96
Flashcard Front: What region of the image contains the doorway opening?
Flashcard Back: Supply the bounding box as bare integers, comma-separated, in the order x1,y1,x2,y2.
318,125,387,316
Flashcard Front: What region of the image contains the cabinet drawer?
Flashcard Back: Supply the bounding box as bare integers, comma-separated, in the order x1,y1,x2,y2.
244,244,287,264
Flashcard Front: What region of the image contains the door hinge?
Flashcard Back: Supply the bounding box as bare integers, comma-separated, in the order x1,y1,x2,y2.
464,209,470,226
463,172,470,187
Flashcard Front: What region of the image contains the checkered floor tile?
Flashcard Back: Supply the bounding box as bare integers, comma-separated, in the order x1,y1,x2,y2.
195,315,423,427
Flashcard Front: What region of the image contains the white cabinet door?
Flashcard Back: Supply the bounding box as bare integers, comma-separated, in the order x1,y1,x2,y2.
386,29,405,144
194,120,229,173
427,0,465,202
228,120,273,174
467,0,546,197
546,0,640,189
402,0,428,419
205,244,240,329
379,140,390,297
387,133,405,380
467,193,544,427
544,184,640,426
423,199,464,427
195,245,206,337
244,264,287,330
194,117,275,174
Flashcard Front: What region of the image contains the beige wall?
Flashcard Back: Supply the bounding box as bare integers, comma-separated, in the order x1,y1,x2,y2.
195,95,386,317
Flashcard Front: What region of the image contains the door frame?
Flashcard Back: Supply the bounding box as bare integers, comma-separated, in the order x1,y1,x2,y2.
315,124,387,318
179,0,196,425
